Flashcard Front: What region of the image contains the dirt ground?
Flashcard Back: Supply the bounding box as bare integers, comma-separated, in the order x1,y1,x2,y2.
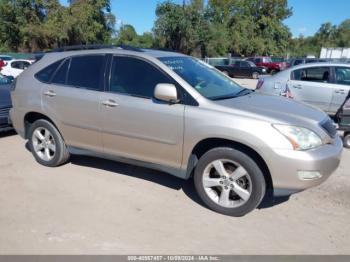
0,130,349,255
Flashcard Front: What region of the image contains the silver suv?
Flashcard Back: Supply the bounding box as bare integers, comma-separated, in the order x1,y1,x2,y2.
10,46,343,216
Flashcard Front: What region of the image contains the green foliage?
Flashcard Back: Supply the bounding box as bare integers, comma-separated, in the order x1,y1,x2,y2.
0,0,115,51
113,24,154,48
153,0,292,57
288,20,350,57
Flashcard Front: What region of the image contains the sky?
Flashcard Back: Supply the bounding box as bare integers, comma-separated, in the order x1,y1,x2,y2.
61,0,350,37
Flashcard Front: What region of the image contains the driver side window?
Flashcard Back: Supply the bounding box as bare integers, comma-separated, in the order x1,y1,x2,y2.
110,56,173,98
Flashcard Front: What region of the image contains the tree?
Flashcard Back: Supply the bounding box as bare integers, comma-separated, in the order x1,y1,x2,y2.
0,0,115,51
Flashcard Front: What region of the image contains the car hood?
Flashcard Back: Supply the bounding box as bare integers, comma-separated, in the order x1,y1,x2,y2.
214,92,327,125
0,84,12,109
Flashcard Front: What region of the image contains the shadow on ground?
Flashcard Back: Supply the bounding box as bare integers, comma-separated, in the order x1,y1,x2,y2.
0,129,16,138
69,154,290,213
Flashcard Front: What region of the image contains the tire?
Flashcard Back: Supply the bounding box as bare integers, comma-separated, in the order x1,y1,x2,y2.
344,133,350,148
270,70,278,75
194,147,266,216
28,119,70,167
252,72,259,79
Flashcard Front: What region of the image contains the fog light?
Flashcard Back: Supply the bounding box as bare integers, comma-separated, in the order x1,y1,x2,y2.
298,171,322,180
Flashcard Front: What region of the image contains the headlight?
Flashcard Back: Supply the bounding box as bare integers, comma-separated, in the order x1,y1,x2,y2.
273,124,323,150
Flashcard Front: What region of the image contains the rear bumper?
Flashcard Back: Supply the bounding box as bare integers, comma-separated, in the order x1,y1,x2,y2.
270,136,343,196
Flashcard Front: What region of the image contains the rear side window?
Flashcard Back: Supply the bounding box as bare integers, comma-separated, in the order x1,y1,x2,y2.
51,59,70,85
110,56,172,98
35,60,63,83
291,67,330,83
67,55,105,91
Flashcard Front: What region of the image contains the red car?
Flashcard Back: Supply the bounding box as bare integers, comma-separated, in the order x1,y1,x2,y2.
246,56,287,74
0,59,5,70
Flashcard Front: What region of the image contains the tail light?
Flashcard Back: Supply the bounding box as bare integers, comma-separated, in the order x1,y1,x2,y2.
256,79,264,90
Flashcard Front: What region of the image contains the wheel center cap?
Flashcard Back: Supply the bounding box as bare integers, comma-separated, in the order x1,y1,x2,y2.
223,179,230,187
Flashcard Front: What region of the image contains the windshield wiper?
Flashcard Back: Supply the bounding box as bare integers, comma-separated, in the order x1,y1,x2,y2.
211,94,238,100
235,89,254,97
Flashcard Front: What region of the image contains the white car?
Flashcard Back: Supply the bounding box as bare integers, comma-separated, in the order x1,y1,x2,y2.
1,59,33,78
256,62,350,115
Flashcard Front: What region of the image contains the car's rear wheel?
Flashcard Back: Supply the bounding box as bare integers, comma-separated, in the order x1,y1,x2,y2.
252,72,259,79
194,147,266,216
28,119,70,167
344,133,350,148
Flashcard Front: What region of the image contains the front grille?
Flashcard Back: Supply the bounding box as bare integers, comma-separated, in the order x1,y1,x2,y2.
320,118,337,138
0,107,10,118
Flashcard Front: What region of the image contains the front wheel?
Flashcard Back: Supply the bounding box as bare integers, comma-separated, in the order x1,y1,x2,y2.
28,119,70,167
344,133,350,148
194,147,266,216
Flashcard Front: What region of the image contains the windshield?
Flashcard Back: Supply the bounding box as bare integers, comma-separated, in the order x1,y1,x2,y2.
159,56,250,100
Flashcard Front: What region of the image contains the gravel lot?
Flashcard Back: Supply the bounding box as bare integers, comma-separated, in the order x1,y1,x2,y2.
0,134,349,254
0,77,349,255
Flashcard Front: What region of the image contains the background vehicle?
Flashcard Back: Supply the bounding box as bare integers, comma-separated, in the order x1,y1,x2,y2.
10,45,342,216
215,60,266,79
0,77,12,132
257,63,350,116
246,56,287,74
287,58,329,68
0,55,14,62
336,91,350,148
1,59,32,78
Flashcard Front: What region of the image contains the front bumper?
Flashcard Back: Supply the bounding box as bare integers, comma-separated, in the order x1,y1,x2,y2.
270,136,343,196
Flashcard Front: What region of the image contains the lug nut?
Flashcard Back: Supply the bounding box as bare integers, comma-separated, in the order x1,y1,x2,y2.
224,186,228,190
219,181,223,184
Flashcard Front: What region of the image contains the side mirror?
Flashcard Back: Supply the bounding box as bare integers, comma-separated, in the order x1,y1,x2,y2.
154,83,179,103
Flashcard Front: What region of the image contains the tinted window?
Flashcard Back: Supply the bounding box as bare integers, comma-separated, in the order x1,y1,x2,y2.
52,59,70,85
335,67,350,86
67,55,105,90
110,56,172,98
35,60,63,83
255,58,262,63
292,67,330,83
241,61,250,67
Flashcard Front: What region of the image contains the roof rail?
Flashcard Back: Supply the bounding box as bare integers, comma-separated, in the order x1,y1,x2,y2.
52,44,144,52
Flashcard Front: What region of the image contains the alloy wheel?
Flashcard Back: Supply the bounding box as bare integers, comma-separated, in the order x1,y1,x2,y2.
202,159,252,208
32,127,56,161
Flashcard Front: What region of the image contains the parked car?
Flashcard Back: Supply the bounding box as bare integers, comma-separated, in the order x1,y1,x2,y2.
10,45,342,216
335,90,350,148
215,60,267,79
0,55,14,62
0,75,12,132
287,58,329,68
256,63,350,116
1,59,33,78
246,56,287,74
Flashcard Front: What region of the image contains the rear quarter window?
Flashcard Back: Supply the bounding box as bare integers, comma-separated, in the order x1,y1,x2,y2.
35,60,63,83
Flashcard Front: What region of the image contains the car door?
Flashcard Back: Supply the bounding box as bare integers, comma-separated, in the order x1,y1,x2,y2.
100,55,185,169
239,61,252,77
329,66,350,114
287,66,333,113
41,54,107,152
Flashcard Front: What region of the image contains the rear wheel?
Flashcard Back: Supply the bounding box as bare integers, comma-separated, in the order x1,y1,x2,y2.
344,133,350,148
194,147,266,216
28,119,70,167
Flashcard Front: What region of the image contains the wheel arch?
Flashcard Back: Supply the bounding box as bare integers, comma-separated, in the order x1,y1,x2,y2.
186,138,273,190
23,112,61,140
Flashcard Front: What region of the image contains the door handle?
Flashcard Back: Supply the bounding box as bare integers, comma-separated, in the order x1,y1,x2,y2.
102,99,119,107
293,84,302,89
43,90,56,97
335,89,346,94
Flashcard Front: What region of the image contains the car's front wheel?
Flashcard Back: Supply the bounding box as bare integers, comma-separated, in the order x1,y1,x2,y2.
343,133,350,148
194,147,266,216
28,119,70,167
